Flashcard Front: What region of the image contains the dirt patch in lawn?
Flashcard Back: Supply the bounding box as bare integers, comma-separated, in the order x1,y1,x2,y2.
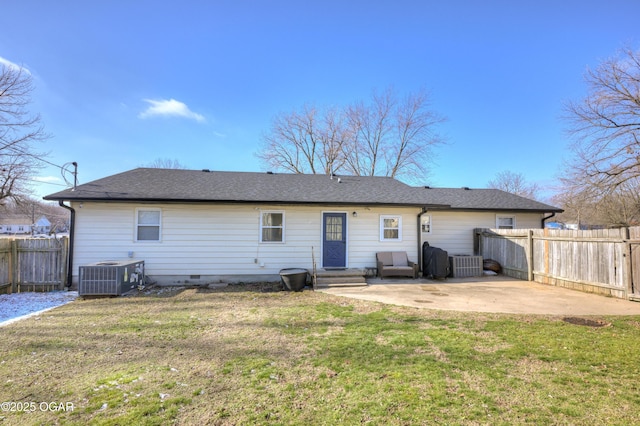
562,316,611,327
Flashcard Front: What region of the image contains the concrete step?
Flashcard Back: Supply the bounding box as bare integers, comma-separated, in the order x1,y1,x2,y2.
315,268,367,278
312,268,370,289
314,273,367,289
316,276,366,285
315,282,368,289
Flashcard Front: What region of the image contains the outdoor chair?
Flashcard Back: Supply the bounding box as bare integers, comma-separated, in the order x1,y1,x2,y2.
376,251,418,279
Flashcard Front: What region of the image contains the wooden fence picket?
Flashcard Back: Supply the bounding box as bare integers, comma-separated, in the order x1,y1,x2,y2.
475,227,640,300
0,237,68,294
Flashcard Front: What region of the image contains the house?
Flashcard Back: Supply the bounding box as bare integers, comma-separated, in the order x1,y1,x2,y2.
43,168,562,285
0,215,51,235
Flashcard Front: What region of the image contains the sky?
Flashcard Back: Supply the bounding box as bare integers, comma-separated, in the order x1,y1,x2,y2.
2,0,639,203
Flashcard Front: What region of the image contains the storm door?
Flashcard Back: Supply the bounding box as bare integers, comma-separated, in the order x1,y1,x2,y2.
322,213,347,268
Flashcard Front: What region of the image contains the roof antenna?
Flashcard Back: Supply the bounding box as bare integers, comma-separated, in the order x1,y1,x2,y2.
72,162,78,191
62,162,78,191
71,161,78,191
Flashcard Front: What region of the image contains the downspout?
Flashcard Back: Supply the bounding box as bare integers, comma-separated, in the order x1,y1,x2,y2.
58,201,75,288
541,212,556,229
417,208,428,273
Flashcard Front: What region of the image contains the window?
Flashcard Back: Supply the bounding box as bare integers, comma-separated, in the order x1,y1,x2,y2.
496,215,515,229
324,215,344,241
421,215,432,234
260,211,284,242
380,215,402,241
136,208,161,241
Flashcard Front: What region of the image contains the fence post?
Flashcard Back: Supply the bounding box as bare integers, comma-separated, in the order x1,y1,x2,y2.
10,240,18,293
543,227,550,284
623,227,632,298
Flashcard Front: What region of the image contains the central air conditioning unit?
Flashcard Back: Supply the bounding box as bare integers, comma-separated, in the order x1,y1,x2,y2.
79,260,145,296
449,255,483,278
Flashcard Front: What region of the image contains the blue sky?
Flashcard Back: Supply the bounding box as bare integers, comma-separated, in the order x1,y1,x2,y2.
2,0,639,202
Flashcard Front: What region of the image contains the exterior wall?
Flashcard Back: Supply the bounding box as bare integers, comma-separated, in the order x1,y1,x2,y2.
422,211,544,255
71,202,421,284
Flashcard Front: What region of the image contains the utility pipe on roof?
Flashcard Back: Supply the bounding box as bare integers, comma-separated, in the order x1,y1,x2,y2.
58,201,75,288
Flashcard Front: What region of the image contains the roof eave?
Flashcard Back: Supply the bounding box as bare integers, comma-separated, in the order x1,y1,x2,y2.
426,206,564,213
43,195,449,209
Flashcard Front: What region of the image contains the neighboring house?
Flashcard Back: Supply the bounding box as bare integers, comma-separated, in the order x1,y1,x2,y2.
43,168,562,285
0,215,51,235
33,216,52,234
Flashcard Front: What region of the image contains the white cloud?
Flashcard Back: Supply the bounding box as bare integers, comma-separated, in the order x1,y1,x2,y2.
138,98,205,122
33,176,62,183
0,56,30,74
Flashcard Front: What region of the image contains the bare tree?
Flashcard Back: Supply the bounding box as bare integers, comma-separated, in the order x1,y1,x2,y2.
553,178,640,228
487,170,541,200
343,90,393,176
388,90,444,179
1,196,70,234
0,62,48,203
563,46,640,195
257,88,445,180
258,105,322,174
142,158,188,169
550,186,590,228
257,105,350,175
593,180,640,226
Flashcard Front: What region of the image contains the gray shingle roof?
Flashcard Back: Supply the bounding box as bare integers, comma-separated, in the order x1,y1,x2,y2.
416,187,562,212
43,168,562,212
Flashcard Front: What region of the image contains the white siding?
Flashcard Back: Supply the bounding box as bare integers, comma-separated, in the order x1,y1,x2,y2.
72,202,421,283
423,211,544,255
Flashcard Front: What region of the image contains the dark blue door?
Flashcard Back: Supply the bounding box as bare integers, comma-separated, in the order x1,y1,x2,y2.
323,213,346,268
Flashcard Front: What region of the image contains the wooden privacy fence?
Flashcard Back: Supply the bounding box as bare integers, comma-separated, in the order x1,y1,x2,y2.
0,237,69,294
475,227,640,300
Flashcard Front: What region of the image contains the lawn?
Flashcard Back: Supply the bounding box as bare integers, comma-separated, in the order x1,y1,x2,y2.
1,283,640,425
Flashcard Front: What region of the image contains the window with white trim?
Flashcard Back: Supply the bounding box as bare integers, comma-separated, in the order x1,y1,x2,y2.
380,215,402,241
496,215,515,229
260,211,284,243
136,208,162,241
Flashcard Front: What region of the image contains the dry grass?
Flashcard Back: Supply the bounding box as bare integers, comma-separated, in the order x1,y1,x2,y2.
1,283,640,425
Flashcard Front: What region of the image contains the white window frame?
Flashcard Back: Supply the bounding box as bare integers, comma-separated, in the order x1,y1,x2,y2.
496,215,516,229
260,211,285,243
135,208,162,242
380,215,402,241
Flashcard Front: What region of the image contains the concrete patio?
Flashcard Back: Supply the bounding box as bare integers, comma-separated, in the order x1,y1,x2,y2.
317,275,640,315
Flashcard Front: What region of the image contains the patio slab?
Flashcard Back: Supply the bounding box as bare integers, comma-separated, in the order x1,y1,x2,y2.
317,275,640,315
